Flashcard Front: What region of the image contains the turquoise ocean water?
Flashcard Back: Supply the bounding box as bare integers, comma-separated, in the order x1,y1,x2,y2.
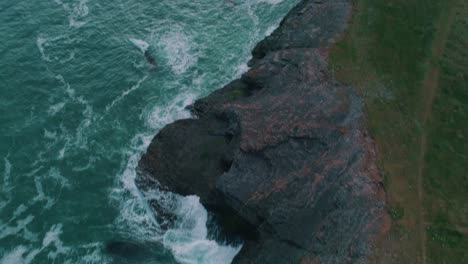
0,0,298,263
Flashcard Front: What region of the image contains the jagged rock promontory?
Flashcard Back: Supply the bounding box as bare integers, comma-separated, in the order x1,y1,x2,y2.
137,0,390,263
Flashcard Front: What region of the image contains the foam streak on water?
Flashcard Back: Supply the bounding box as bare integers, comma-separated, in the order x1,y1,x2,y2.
105,75,149,112
129,38,149,53
2,156,11,190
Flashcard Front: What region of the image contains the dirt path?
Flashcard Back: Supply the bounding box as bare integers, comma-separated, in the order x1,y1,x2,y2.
417,69,437,264
454,225,468,235
425,221,468,235
416,4,456,263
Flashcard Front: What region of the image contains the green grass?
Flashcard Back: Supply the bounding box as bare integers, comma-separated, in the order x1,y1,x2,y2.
427,213,468,263
228,86,250,100
428,213,464,248
424,4,468,220
424,3,468,262
330,0,467,262
389,205,405,221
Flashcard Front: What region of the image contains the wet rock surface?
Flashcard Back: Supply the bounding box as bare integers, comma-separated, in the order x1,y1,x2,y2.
138,0,390,263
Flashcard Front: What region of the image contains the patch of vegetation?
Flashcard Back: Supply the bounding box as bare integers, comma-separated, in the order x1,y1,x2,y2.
426,213,468,263
228,86,250,100
389,205,405,221
428,225,463,248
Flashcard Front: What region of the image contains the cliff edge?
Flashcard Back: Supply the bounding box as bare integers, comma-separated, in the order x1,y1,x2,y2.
137,0,390,263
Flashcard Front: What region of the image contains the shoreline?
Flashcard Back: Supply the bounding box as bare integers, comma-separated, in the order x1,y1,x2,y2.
138,0,390,263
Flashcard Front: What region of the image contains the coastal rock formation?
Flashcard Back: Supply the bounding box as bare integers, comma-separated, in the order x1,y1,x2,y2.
137,0,390,263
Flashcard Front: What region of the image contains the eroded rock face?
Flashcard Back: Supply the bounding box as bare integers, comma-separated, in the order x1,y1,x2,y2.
138,0,390,263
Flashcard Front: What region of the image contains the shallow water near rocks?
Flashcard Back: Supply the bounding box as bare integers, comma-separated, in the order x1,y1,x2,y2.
0,0,299,263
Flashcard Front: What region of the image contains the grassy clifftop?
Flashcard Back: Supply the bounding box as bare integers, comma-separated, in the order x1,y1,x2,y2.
330,0,467,263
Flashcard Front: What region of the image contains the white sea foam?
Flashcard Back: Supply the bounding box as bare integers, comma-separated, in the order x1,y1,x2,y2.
69,18,87,28
57,145,67,160
51,99,95,159
36,35,51,62
24,166,43,178
43,129,57,140
257,0,283,5
0,201,7,213
60,51,76,64
3,156,11,189
0,246,28,264
55,0,90,28
48,102,66,116
53,0,68,8
32,177,55,209
145,92,196,130
0,245,40,264
235,63,250,78
129,38,150,53
72,102,94,149
44,74,96,158
55,74,76,99
159,31,198,75
0,223,70,264
36,33,75,63
161,195,242,264
47,167,71,189
0,156,12,211
71,155,96,172
43,127,68,160
43,74,96,159
265,24,278,36
80,244,107,264
105,75,148,112
0,215,36,241
13,204,28,219
73,0,89,18
112,131,160,239
42,224,71,259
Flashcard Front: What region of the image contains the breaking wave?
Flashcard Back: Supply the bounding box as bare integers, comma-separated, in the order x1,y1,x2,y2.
111,92,241,264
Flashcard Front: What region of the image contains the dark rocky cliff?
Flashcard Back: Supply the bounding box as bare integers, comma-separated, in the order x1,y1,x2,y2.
137,0,390,263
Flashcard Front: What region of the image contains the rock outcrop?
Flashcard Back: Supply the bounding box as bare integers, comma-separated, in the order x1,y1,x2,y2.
137,0,390,263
